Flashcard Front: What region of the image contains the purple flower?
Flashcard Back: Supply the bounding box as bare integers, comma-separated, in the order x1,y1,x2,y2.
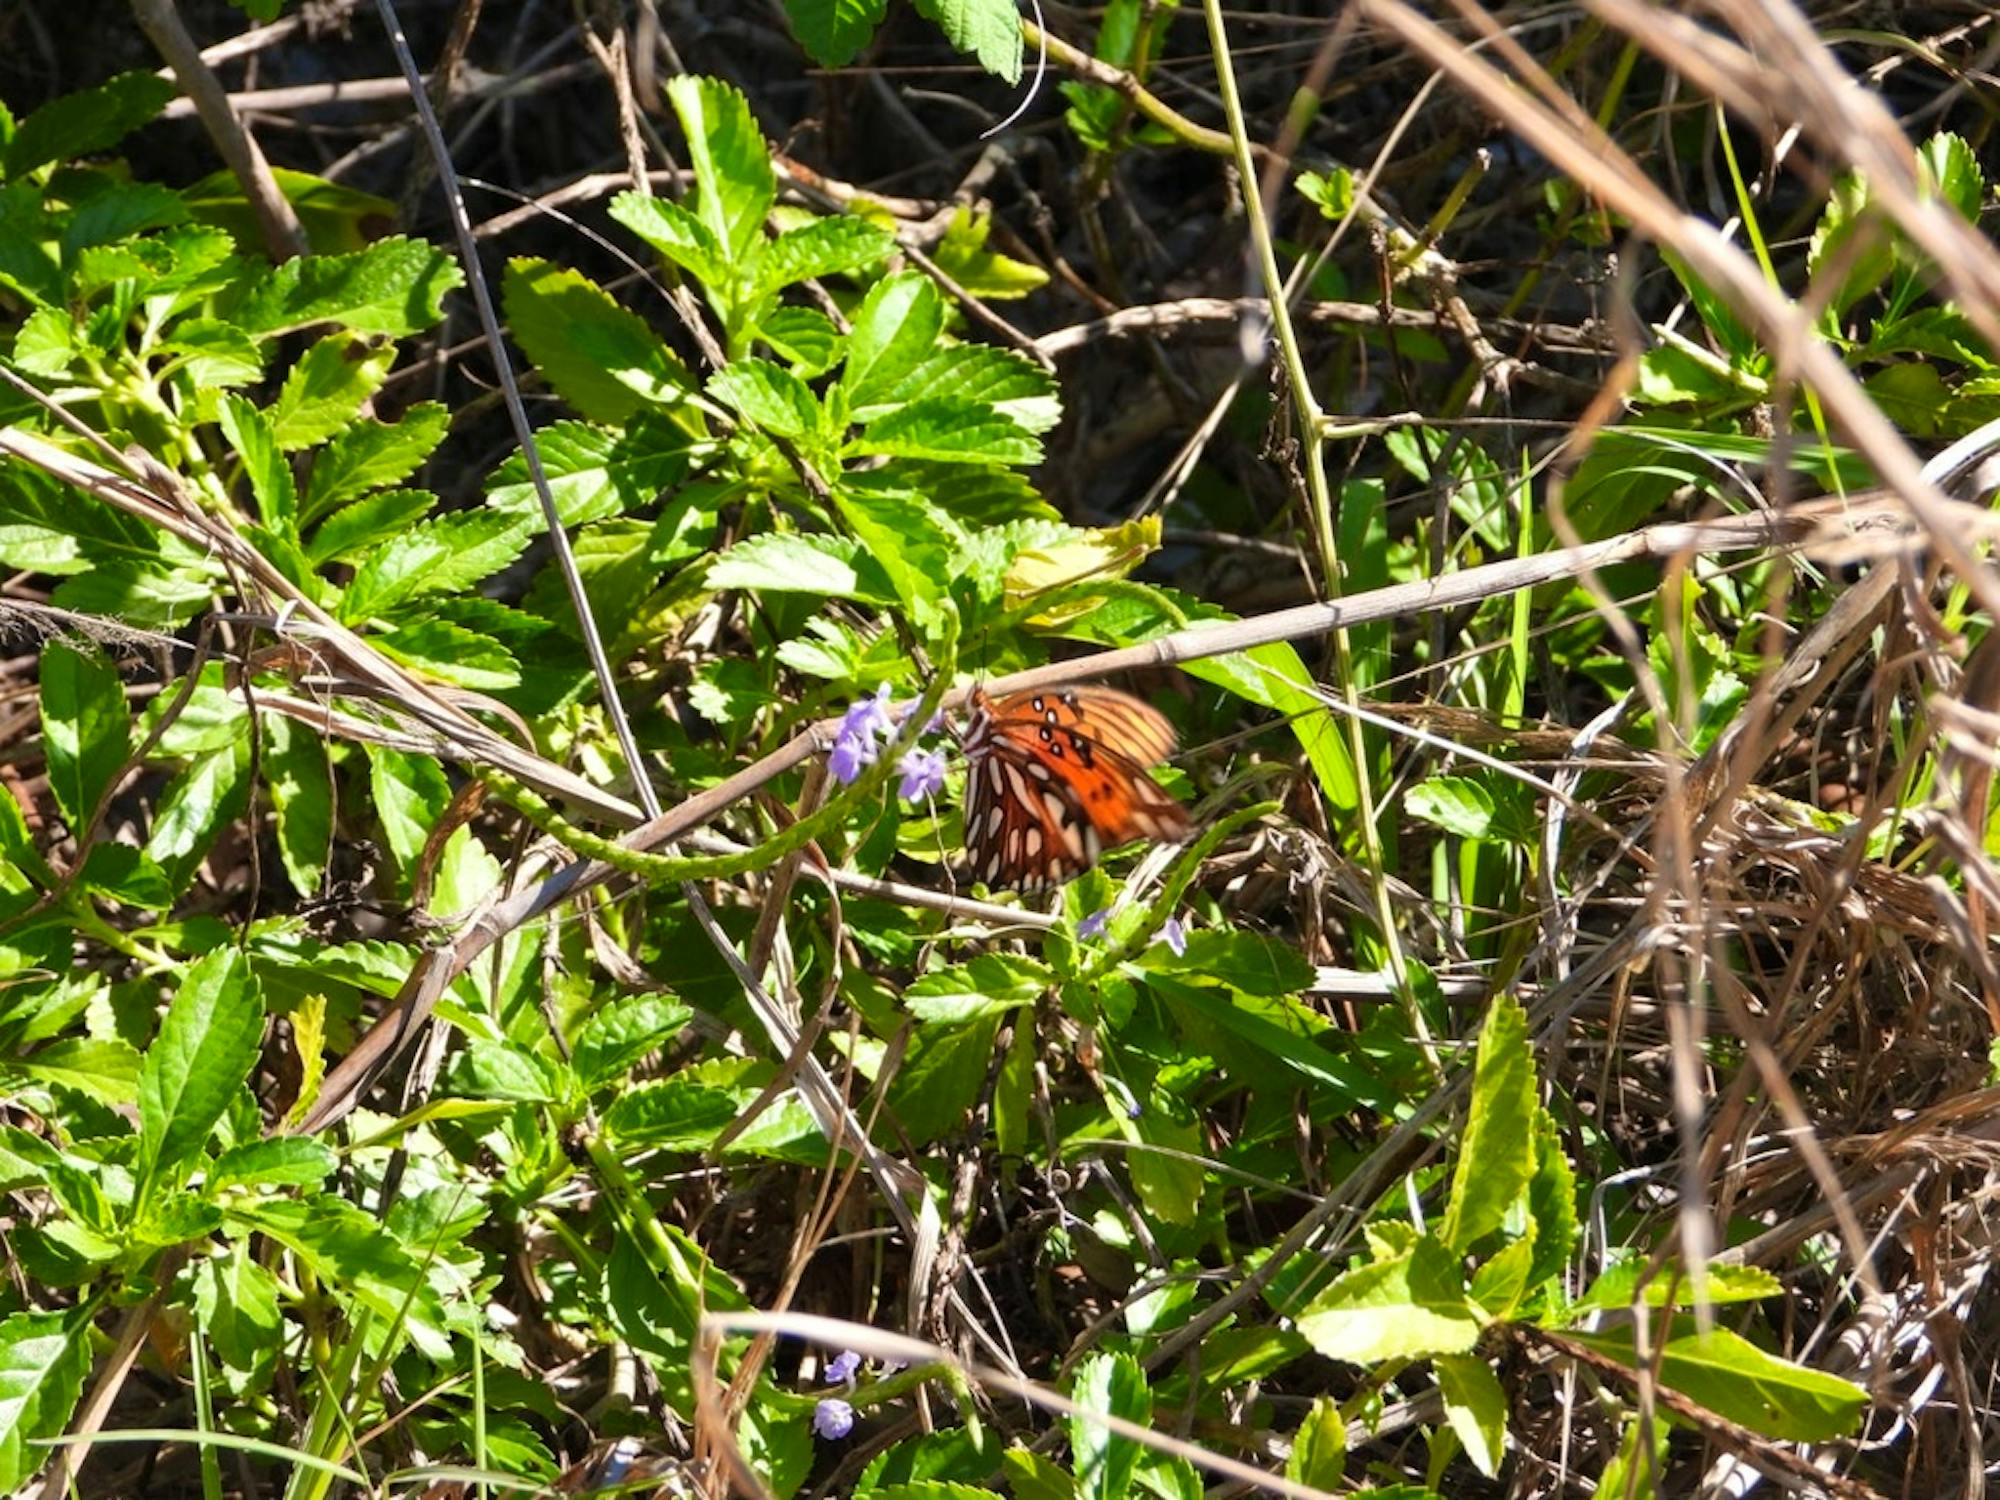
897,746,948,800
1077,907,1112,941
812,1397,855,1439
1157,915,1187,957
829,684,895,785
829,732,873,785
824,1349,861,1385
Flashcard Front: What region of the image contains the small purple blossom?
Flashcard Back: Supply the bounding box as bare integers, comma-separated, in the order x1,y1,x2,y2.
897,746,948,800
1157,915,1188,957
812,1397,855,1439
824,1349,862,1385
829,685,896,785
1077,907,1112,941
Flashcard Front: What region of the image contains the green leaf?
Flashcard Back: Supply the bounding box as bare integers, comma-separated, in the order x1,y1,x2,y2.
852,397,1041,466
338,510,527,621
5,71,174,178
841,272,944,409
159,319,266,389
1435,1354,1507,1478
753,214,895,297
709,532,878,600
446,1038,557,1103
136,949,265,1205
1916,130,1983,221
269,334,395,449
575,994,695,1091
932,206,1048,299
829,479,960,628
0,1307,93,1492
1148,929,1310,996
503,258,694,423
904,955,1049,1022
760,306,846,375
610,191,730,292
1524,1113,1578,1291
77,843,173,909
1001,1447,1078,1500
1598,1414,1669,1500
1284,1397,1346,1490
1406,775,1498,840
263,714,332,898
1806,170,1893,319
305,488,437,564
363,744,450,872
1441,991,1536,1253
709,357,823,442
235,235,462,337
38,640,128,830
207,1137,336,1193
1566,1326,1866,1442
189,1244,281,1378
911,0,1023,82
779,0,891,66
878,342,1061,432
218,394,298,540
6,1037,140,1108
1468,1237,1534,1322
665,76,776,265
1571,1259,1781,1315
144,742,251,895
302,401,449,518
181,167,392,256
1068,1352,1149,1500
1295,1233,1482,1364
1148,975,1380,1106
229,1196,447,1358
604,1076,755,1149
375,618,521,690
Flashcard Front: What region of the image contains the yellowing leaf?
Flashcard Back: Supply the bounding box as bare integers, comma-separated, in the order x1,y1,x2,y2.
1004,518,1160,624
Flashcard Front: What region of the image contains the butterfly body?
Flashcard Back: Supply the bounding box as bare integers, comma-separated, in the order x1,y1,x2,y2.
962,685,1191,890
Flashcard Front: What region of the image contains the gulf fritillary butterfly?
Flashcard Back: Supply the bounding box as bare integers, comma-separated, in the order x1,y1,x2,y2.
961,685,1192,890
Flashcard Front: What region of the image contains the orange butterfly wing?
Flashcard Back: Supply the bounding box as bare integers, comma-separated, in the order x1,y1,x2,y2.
963,686,1192,890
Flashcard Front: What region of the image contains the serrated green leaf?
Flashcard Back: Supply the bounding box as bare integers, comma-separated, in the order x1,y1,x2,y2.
1916,130,1983,221
304,488,437,564
0,1307,93,1492
190,1244,281,1378
1436,1354,1507,1478
932,206,1048,299
262,714,332,898
574,994,694,1091
12,307,73,376
609,191,729,290
269,334,395,449
363,744,451,872
159,318,266,388
375,617,521,690
842,272,944,409
709,532,877,600
880,342,1060,431
709,357,823,441
235,235,461,336
229,1195,448,1359
759,305,846,375
302,401,448,519
1572,1259,1781,1315
911,0,1023,82
207,1137,336,1193
604,1076,753,1149
6,1036,138,1108
503,258,694,423
779,0,891,66
753,214,895,297
1295,1234,1482,1364
136,949,264,1206
6,71,173,178
1441,991,1535,1252
1524,1113,1578,1290
218,394,297,539
1566,1326,1866,1442
1069,1352,1148,1500
851,397,1041,466
665,76,776,265
77,843,173,909
446,1038,557,1103
1002,1447,1078,1500
904,954,1050,1022
1284,1396,1346,1489
338,510,527,622
39,640,128,831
